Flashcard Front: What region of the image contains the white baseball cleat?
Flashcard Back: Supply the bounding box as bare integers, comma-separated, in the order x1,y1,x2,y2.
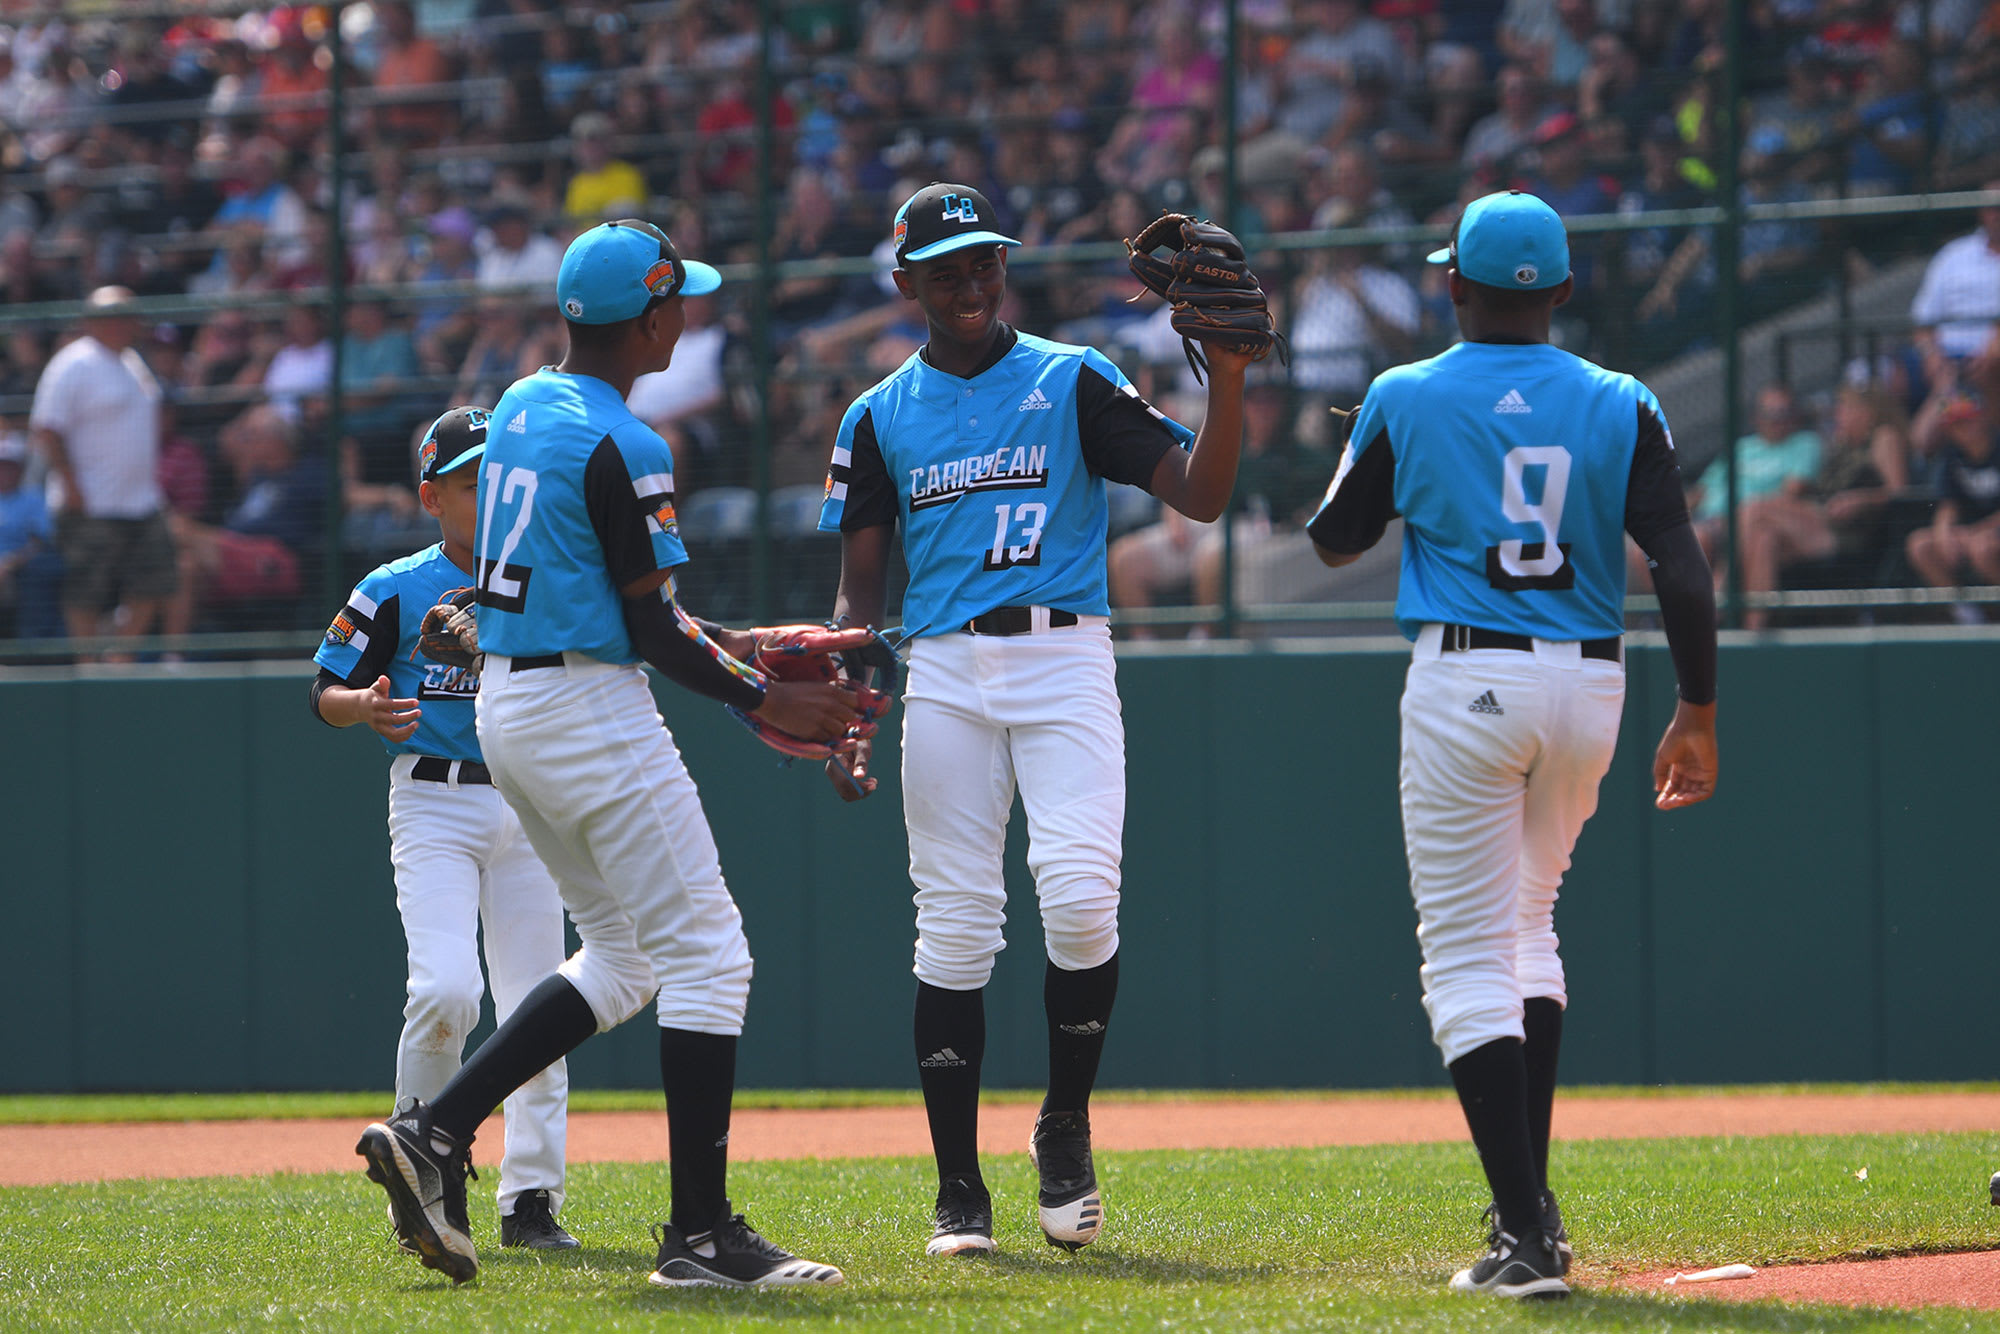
356,1097,480,1284
1030,1109,1104,1250
647,1211,844,1288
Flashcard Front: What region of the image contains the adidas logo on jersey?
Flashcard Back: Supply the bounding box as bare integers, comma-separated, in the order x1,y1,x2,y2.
506,410,528,433
1493,389,1531,414
1468,690,1505,715
1017,388,1054,411
920,1047,967,1068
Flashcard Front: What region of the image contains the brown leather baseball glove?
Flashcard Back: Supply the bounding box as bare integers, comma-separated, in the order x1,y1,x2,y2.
1125,212,1288,383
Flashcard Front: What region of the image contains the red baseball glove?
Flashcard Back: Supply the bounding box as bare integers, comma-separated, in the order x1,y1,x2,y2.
725,622,901,765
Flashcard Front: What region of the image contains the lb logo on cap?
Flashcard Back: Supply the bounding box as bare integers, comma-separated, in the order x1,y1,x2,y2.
1514,264,1539,285
941,194,979,223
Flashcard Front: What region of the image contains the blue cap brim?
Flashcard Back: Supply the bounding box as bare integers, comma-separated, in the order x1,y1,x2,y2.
903,232,1021,263
431,442,485,478
1426,246,1452,265
680,260,721,296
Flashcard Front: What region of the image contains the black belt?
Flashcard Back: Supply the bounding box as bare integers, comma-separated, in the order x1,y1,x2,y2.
964,607,1079,636
411,757,492,785
1440,624,1622,663
513,653,565,670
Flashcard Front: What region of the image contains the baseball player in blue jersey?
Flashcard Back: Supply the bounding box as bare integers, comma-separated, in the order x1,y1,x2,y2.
819,183,1253,1257
313,406,579,1252
1308,191,1719,1298
357,219,858,1290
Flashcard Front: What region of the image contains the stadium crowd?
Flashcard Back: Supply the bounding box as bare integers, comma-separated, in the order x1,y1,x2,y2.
0,0,1995,645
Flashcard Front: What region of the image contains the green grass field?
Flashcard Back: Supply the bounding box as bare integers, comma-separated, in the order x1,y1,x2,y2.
5,1124,2000,1332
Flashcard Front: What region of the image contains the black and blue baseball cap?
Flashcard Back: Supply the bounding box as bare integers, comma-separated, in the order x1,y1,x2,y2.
556,218,720,325
1427,190,1571,291
419,406,489,483
893,183,1020,266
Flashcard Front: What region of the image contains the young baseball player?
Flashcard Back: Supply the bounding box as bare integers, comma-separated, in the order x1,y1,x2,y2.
818,183,1255,1257
356,219,860,1289
313,406,579,1251
1308,191,1719,1298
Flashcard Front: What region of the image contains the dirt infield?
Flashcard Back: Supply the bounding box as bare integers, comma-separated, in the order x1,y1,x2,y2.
7,1089,1998,1311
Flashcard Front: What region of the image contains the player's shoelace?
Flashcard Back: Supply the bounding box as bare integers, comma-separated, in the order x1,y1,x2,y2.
1033,1112,1094,1195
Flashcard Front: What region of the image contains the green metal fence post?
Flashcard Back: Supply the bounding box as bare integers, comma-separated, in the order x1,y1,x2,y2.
323,4,349,612
749,0,777,624
1218,0,1240,640
1717,0,1744,629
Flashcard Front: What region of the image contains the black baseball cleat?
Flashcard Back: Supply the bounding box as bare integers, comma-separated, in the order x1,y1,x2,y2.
1029,1109,1104,1250
500,1189,581,1250
1484,1191,1572,1275
1989,1170,1999,1206
1449,1219,1571,1299
356,1097,480,1284
926,1173,997,1256
647,1209,844,1288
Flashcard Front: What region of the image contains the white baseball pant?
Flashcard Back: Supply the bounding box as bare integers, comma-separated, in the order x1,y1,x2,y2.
1399,625,1626,1066
386,754,568,1214
476,653,754,1036
901,618,1124,991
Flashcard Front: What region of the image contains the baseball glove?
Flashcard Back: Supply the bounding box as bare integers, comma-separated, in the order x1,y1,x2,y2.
725,622,901,765
1125,212,1288,383
417,586,481,671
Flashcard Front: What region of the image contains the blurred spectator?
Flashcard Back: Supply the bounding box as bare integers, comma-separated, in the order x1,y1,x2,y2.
538,20,599,118
338,298,420,446
1290,245,1420,403
412,208,481,368
1735,385,1913,628
563,111,647,220
1463,64,1556,171
1521,112,1619,215
1690,383,1824,572
1309,143,1415,247
165,404,323,628
475,202,562,287
1576,32,1659,128
453,298,539,406
0,427,64,639
1842,37,1937,194
627,295,728,486
1909,188,2000,377
1744,43,1841,184
371,0,456,144
28,287,177,649
1278,0,1405,142
206,138,309,269
260,26,331,149
1905,388,2000,618
262,307,335,422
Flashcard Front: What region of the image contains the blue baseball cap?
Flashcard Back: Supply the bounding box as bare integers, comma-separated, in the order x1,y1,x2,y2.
419,405,489,483
556,218,720,325
893,183,1020,265
1427,190,1571,291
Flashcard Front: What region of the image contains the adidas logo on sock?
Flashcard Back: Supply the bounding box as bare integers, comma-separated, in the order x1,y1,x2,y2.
1468,690,1505,715
1017,388,1054,411
1493,389,1531,414
920,1047,967,1067
1058,1020,1107,1035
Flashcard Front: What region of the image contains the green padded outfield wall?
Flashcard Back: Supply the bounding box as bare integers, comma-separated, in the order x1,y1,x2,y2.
3,635,1996,1093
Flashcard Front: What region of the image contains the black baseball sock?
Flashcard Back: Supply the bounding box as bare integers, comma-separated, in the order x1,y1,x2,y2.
1448,1036,1544,1239
1523,997,1564,1190
661,1027,736,1234
429,974,596,1143
914,981,985,1181
1043,952,1119,1115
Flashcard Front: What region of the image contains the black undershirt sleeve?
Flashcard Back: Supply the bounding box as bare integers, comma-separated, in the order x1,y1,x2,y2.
1305,428,1398,555
1075,362,1182,490
308,591,400,725
837,408,900,534
584,435,672,590
622,581,770,711
1624,402,1717,705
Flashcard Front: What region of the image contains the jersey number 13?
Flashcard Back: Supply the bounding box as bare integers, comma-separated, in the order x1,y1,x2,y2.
1485,446,1575,591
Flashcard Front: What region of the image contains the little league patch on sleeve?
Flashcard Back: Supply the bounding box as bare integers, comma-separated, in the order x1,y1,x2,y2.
654,499,678,534
325,612,357,646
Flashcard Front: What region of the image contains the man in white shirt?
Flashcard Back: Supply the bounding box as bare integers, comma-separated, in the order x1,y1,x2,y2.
475,203,564,290
1911,187,2000,373
624,295,726,482
29,286,177,647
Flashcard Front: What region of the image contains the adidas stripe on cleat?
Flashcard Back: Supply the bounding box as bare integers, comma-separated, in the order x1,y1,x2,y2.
1030,1109,1104,1251
648,1210,844,1289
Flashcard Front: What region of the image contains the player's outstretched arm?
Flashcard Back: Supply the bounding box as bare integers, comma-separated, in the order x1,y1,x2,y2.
1149,351,1250,523
1654,699,1717,810
311,672,421,743
826,523,896,801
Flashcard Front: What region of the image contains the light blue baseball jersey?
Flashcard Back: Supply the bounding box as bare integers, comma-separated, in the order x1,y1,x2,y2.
817,326,1193,637
1308,340,1679,642
475,368,687,662
315,543,483,762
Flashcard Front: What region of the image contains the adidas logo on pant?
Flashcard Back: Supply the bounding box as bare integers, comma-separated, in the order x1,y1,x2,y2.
920,1047,967,1067
1468,690,1504,715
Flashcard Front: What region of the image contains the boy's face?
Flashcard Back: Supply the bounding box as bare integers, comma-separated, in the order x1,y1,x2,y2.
893,246,1008,349
422,466,480,550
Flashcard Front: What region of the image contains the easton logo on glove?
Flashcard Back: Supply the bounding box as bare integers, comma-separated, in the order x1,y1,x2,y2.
1124,212,1289,383
725,622,902,767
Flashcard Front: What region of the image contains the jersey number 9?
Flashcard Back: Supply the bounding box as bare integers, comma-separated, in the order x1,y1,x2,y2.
1485,446,1575,592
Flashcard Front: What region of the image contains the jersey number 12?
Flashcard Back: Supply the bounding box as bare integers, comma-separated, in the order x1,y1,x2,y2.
1486,446,1575,591
477,463,539,613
